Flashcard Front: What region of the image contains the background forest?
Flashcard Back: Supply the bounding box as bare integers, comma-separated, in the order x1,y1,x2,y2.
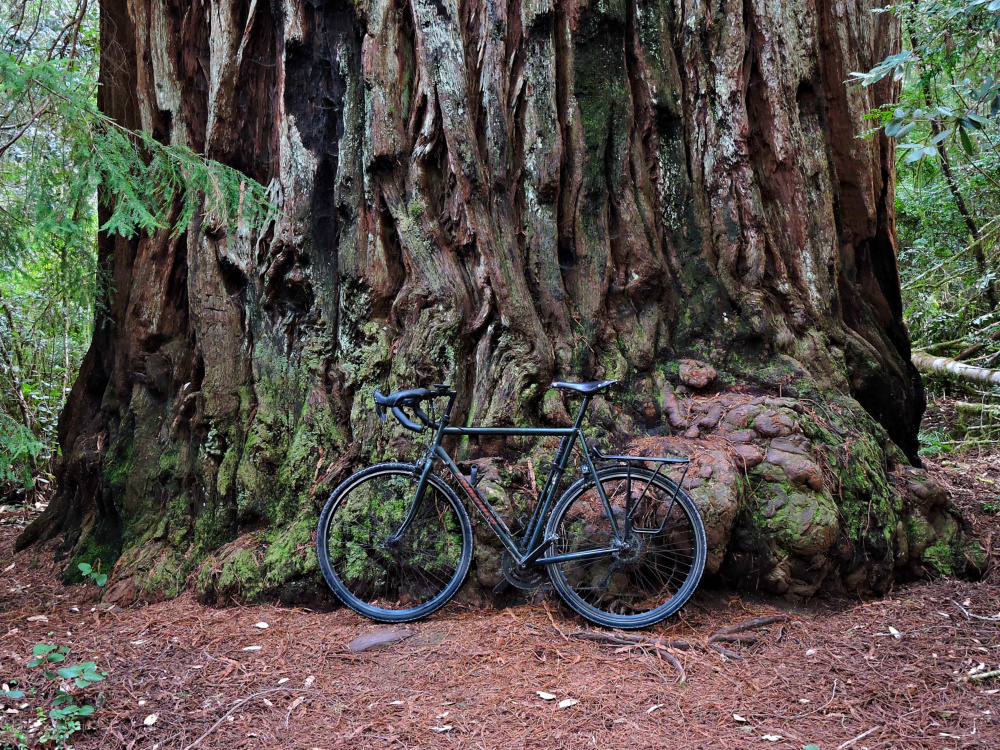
1,0,999,494
0,0,270,502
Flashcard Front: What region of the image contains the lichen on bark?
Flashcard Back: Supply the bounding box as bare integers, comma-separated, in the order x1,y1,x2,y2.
20,0,952,605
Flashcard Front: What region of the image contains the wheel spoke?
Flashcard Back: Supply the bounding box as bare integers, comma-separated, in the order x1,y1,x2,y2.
547,469,705,628
318,467,470,619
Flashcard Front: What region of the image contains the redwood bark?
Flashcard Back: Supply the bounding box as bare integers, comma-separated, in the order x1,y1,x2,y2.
21,0,940,601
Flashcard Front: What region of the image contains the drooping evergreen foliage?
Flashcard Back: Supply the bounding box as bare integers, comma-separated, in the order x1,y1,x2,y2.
0,0,275,497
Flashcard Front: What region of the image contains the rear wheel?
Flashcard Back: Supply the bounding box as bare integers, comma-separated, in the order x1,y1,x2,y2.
316,463,473,623
545,467,706,629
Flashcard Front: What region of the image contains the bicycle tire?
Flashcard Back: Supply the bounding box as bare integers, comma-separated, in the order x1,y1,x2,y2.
545,467,707,629
316,462,473,623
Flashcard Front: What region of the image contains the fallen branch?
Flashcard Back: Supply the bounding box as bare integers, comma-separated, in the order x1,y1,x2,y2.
569,631,691,650
708,643,743,660
956,402,1000,417
912,351,1000,387
707,633,758,645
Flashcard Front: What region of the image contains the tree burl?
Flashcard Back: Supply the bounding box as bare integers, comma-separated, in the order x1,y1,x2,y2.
19,0,980,603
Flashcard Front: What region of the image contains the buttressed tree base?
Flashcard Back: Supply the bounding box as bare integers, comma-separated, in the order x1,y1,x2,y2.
19,0,981,603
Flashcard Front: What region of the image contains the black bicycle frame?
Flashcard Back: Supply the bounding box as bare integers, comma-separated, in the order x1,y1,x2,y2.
392,394,689,570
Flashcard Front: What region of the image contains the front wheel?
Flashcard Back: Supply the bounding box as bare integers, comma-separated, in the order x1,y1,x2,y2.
316,463,473,623
545,467,707,629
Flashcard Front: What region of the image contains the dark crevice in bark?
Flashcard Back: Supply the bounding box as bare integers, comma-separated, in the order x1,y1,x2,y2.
176,0,209,151
27,0,948,602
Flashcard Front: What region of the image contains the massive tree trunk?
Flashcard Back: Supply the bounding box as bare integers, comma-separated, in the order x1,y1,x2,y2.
19,0,977,603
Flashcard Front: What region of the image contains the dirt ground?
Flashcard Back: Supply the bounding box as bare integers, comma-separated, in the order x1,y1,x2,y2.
4,401,1000,749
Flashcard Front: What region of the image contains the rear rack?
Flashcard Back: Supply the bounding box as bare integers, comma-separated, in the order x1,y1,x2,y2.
591,446,689,466
590,447,690,535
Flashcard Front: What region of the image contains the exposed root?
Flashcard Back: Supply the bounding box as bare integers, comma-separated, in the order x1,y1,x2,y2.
568,615,790,678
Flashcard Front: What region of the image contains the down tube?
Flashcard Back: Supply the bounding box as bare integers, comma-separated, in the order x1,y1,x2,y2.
433,446,521,558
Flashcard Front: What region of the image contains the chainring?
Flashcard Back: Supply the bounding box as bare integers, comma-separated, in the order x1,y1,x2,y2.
501,550,547,590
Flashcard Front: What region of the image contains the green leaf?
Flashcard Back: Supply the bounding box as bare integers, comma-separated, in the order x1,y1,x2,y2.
960,126,976,156
77,562,92,575
896,122,916,138
32,644,57,657
930,129,951,145
95,574,107,587
2,690,25,699
803,745,822,750
47,653,66,662
58,666,83,679
75,677,90,688
76,705,95,717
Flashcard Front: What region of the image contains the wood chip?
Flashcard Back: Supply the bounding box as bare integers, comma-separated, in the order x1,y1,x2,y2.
347,627,415,653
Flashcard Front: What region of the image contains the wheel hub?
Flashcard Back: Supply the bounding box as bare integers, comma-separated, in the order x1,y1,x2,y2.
613,534,647,567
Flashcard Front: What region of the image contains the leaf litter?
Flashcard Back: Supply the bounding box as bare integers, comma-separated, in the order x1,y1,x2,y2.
0,438,1000,748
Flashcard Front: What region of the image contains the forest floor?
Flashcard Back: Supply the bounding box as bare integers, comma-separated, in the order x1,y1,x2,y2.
3,399,1000,749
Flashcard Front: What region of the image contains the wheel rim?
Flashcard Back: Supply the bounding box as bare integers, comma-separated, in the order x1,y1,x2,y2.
551,474,701,620
324,470,466,613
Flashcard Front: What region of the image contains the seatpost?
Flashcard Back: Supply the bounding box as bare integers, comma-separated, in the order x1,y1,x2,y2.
573,396,591,430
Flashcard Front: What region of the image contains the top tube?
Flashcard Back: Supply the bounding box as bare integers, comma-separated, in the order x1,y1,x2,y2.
440,426,577,437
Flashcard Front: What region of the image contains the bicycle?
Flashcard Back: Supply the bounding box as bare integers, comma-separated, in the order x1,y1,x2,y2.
316,380,707,629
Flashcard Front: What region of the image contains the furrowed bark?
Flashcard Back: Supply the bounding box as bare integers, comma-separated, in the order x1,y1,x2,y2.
20,0,959,605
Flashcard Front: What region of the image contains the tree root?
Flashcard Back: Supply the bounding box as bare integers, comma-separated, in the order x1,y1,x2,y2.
568,614,791,682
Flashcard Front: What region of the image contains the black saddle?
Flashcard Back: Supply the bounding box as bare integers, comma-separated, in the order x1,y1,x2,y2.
550,379,617,395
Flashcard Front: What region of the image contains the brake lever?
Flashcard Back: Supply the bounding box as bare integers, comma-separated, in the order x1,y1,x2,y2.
373,391,388,423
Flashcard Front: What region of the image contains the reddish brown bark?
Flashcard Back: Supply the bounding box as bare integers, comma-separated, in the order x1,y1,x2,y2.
21,0,939,602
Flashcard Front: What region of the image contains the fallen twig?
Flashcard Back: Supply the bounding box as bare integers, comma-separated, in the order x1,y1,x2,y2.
712,615,789,636
950,599,1000,623
708,643,743,660
836,725,880,750
752,679,838,720
182,688,317,750
544,601,570,641
570,615,786,678
970,669,1000,682
659,649,687,684
707,633,758,645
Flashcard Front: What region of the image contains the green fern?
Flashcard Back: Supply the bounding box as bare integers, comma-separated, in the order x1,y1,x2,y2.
0,414,44,490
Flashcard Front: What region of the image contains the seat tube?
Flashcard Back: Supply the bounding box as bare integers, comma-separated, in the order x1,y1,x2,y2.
522,396,592,552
